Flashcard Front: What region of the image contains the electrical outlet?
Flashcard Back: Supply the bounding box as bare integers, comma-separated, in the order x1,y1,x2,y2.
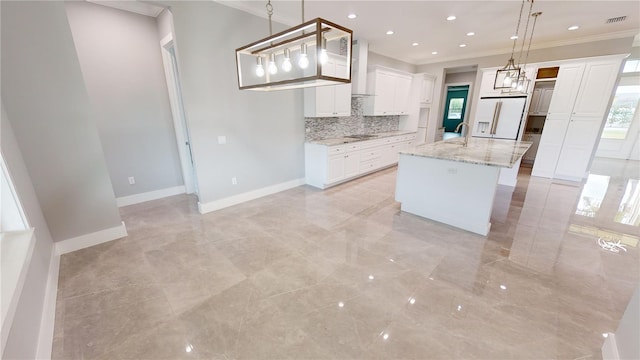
231,177,237,185
218,136,227,144
128,176,136,185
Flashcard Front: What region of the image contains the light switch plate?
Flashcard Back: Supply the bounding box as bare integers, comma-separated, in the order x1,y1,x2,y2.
218,136,227,144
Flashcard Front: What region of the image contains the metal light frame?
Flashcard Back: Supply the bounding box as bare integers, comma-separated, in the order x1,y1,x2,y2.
494,0,527,90
236,18,352,91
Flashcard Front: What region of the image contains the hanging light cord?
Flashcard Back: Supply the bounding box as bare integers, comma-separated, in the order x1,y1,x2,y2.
517,0,534,67
522,12,541,70
301,0,305,23
509,0,526,58
266,0,273,36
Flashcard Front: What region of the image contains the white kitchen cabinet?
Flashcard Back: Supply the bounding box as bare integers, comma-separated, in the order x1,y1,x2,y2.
572,60,622,117
529,87,554,115
532,56,623,181
305,133,417,189
364,67,413,116
418,74,436,105
304,57,351,117
546,63,585,118
479,70,502,97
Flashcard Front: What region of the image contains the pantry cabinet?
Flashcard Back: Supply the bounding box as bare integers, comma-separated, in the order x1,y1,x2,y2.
529,87,554,115
304,57,351,117
418,74,436,105
532,56,623,181
364,67,413,116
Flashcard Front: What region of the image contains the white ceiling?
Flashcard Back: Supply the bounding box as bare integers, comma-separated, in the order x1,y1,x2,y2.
217,0,640,65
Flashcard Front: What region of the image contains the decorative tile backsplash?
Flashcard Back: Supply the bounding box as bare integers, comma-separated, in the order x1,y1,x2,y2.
305,97,399,141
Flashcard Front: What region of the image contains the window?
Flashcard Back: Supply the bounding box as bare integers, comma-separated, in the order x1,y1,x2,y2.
623,59,640,73
601,85,640,140
447,98,465,119
1,156,28,232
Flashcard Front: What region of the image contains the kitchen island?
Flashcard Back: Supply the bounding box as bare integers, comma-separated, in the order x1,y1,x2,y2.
395,137,531,235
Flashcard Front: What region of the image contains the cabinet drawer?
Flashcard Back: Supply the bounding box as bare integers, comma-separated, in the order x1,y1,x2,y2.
359,159,380,173
345,143,360,152
327,145,346,155
361,149,381,161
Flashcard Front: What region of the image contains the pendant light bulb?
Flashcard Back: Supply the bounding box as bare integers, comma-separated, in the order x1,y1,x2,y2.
255,56,265,77
319,37,328,65
268,53,278,75
298,43,309,69
282,48,292,72
503,75,512,86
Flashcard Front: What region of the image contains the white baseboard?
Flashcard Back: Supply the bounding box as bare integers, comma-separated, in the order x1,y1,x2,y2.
198,178,304,214
601,333,620,360
116,185,185,207
54,221,128,255
35,250,60,359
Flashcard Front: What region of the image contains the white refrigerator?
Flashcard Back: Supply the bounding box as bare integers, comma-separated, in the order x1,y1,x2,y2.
472,96,527,140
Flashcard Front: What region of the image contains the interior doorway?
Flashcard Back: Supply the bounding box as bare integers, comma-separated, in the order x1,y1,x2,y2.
442,85,470,139
160,33,199,195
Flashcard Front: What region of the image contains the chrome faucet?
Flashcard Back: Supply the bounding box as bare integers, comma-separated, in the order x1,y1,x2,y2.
455,122,470,146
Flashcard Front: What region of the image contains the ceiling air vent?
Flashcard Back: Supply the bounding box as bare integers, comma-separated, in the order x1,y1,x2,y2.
606,16,627,24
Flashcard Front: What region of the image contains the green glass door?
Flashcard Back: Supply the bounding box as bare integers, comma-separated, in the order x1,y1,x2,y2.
442,85,470,132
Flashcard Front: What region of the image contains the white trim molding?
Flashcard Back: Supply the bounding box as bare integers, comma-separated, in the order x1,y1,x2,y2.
198,178,305,214
54,221,128,255
116,185,185,207
35,251,60,359
601,333,620,360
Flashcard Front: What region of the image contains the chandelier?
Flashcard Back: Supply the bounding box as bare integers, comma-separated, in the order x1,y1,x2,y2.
495,0,542,92
235,0,353,91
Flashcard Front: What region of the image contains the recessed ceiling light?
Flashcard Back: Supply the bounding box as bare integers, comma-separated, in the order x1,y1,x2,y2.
459,44,467,48
568,25,579,31
347,13,357,19
467,32,475,36
447,15,456,21
412,42,419,46
510,35,518,40
386,30,394,35
432,51,438,55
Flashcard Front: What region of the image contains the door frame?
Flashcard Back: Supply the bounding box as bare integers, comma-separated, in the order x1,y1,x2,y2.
160,33,198,195
441,82,474,135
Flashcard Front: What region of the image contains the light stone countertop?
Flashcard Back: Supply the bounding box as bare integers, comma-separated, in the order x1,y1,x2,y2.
400,137,532,168
307,130,416,146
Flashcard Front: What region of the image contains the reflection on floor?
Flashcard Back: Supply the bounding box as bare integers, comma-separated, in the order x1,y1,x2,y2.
52,158,639,359
443,132,462,140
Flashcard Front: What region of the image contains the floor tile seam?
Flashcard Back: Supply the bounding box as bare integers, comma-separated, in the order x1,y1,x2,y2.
232,286,257,355
58,282,167,303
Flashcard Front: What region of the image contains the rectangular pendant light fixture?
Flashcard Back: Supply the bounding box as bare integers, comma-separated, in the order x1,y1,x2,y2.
236,18,352,91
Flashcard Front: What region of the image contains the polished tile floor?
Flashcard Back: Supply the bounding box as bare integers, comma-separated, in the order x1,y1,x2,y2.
52,158,639,359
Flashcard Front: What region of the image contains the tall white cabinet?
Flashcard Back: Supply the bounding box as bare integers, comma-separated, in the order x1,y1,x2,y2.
532,57,623,181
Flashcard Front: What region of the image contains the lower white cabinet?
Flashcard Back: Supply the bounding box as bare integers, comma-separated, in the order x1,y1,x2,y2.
305,133,417,189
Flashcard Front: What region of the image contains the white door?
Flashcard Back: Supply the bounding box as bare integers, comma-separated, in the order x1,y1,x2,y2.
160,34,198,195
326,155,345,184
493,97,526,140
315,86,335,117
547,63,585,118
394,75,412,115
344,152,360,178
376,72,396,115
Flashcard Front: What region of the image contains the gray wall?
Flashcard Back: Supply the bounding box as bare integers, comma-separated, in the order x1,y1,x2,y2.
444,71,477,85
1,1,122,241
417,37,635,143
162,2,305,206
1,104,55,359
368,51,417,73
65,2,184,198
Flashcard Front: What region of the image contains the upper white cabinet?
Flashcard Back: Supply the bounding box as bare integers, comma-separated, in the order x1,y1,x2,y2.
418,73,436,105
529,86,554,115
532,56,623,181
572,60,622,117
364,67,413,116
304,56,351,117
546,63,585,118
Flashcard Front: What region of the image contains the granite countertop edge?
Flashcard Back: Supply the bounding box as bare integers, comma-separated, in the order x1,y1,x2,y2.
399,138,533,168
307,130,416,146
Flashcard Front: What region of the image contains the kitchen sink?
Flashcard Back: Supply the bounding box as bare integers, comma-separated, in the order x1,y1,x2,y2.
345,134,376,139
